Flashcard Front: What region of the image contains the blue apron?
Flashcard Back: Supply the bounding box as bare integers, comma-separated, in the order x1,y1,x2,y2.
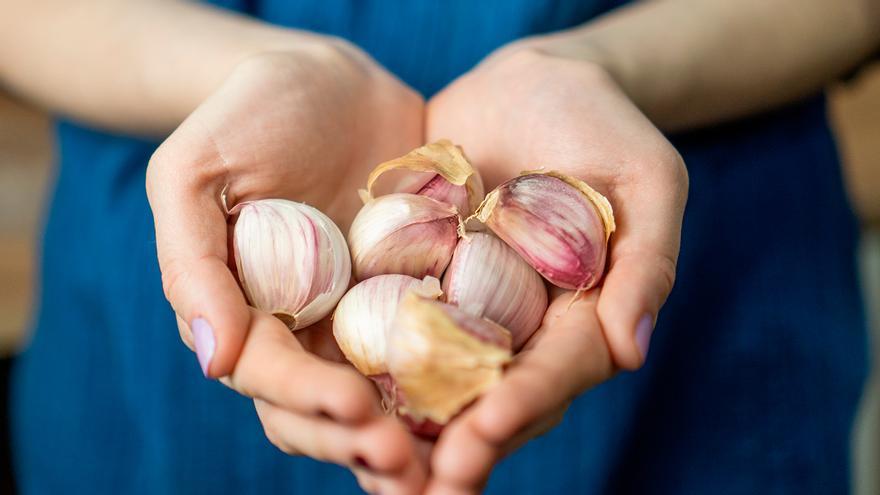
12,1,867,493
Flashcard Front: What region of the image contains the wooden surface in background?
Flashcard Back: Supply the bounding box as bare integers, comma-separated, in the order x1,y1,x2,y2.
830,64,880,225
0,96,50,355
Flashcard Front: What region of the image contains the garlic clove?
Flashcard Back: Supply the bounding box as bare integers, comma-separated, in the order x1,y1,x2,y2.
332,275,442,376
348,193,460,281
233,199,351,330
471,171,615,291
442,232,548,349
359,139,485,217
388,294,512,425
412,174,470,217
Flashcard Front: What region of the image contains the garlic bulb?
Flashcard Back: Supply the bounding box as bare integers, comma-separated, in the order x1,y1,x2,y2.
348,193,459,281
388,294,512,424
443,232,548,349
472,171,616,290
359,139,485,217
332,275,442,376
233,199,351,330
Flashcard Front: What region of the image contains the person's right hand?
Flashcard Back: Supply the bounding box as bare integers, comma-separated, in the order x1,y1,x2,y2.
146,40,427,493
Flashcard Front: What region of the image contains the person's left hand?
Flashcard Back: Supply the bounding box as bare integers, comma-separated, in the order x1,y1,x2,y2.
414,44,688,494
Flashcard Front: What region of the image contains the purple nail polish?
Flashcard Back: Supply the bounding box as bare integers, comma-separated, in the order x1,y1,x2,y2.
635,314,654,361
192,318,216,377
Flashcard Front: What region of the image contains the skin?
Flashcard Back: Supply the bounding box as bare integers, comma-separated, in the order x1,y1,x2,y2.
421,50,686,494
147,48,431,493
1,0,878,494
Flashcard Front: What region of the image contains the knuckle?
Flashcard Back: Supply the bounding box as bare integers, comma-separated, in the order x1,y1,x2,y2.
225,372,256,400
145,146,170,204
146,134,226,203
159,259,189,308
654,253,678,299
263,424,299,456
177,321,195,350
669,151,690,205
236,348,299,407
260,419,282,449
310,440,331,463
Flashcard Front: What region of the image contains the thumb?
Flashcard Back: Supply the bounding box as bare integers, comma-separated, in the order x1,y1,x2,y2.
597,249,677,370
596,164,687,370
147,145,250,378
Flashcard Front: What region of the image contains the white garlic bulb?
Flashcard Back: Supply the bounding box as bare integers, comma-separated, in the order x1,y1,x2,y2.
233,199,351,330
332,275,442,376
443,232,548,350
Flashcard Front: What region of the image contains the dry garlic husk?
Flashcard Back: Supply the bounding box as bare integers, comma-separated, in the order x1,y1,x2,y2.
388,294,512,424
359,139,485,217
332,275,442,376
472,171,615,291
443,232,548,350
233,199,351,330
371,373,445,437
348,193,460,281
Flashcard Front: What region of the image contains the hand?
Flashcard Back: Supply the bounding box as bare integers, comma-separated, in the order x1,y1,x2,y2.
422,45,689,493
146,42,427,493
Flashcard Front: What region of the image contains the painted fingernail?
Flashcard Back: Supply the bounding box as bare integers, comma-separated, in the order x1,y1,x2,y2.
353,455,372,471
635,314,654,362
192,317,216,377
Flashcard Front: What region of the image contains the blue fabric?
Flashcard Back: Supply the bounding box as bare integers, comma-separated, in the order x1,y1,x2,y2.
12,1,867,494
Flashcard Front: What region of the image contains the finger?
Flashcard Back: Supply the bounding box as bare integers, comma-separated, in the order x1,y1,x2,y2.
426,407,567,494
225,309,381,424
474,291,612,442
430,292,614,490
146,140,250,378
365,467,430,495
176,315,195,352
428,417,496,495
355,428,432,495
255,400,409,471
352,468,380,494
426,409,566,495
597,154,688,369
424,479,481,495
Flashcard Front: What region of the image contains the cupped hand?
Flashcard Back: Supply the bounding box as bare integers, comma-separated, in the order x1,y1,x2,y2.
146,41,427,493
422,45,689,493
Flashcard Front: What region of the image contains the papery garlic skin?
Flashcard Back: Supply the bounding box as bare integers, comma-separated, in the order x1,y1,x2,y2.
388,295,512,424
443,232,547,349
360,139,485,217
333,275,442,376
473,172,615,290
348,193,459,281
371,373,445,437
233,199,351,330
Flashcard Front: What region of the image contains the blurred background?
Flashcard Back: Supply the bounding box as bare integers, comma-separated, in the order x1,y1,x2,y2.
1,67,878,492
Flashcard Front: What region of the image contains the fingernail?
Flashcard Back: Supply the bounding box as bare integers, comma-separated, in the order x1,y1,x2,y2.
192,317,216,377
353,455,372,471
635,314,654,361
